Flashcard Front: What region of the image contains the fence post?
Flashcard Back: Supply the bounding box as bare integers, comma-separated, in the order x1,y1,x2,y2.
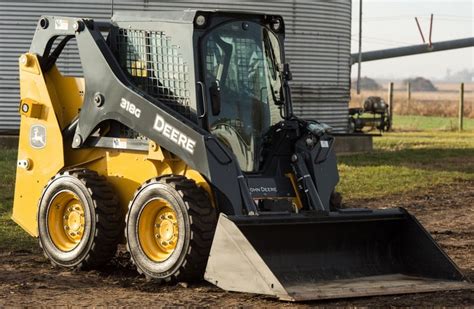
459,82,464,131
407,82,411,107
388,82,394,130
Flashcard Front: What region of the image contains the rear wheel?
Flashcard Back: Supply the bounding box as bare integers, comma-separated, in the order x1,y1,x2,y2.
126,175,216,282
38,169,122,269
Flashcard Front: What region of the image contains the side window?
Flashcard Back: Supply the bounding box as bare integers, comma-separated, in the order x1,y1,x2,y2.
205,35,266,99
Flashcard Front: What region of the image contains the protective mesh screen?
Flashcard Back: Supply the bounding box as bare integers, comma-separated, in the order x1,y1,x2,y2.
205,36,265,94
116,28,192,119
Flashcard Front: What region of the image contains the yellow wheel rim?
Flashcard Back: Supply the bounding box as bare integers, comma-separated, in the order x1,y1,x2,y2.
138,199,179,262
47,191,85,251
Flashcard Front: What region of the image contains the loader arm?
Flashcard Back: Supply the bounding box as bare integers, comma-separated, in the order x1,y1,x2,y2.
28,16,254,215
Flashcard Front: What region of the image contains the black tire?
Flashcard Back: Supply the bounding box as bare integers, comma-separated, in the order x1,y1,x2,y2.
126,175,217,282
329,191,343,211
38,169,122,269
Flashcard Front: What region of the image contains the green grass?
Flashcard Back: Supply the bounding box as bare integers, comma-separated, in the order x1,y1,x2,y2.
393,115,474,131
337,131,474,200
1,131,473,251
0,148,36,251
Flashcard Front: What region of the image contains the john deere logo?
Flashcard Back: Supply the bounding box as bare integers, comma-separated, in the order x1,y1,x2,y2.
30,125,46,149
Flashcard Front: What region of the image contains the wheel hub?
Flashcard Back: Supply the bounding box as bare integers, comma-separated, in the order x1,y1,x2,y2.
63,202,85,237
48,191,85,251
138,199,179,262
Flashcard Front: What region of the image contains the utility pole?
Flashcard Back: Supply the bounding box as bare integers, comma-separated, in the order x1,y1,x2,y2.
356,0,363,94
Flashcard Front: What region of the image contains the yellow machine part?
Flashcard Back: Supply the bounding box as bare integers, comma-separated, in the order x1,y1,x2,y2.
13,53,67,236
13,53,213,238
47,191,85,251
138,198,179,262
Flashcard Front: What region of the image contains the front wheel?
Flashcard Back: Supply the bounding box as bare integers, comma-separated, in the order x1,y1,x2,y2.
126,175,216,282
38,169,122,269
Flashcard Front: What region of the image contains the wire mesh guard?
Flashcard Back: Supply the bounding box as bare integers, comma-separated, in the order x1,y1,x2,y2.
205,36,266,101
117,29,192,118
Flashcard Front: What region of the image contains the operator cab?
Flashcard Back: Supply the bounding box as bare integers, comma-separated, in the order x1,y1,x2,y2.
194,12,288,172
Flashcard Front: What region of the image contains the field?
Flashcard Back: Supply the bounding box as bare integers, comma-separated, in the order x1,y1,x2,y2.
350,82,474,121
393,114,474,131
1,129,473,306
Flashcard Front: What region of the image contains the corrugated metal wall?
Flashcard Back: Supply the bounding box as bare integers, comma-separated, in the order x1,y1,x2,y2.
0,1,111,133
0,0,351,133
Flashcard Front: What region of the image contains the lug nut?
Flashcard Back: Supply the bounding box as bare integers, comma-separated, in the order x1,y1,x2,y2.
155,234,160,239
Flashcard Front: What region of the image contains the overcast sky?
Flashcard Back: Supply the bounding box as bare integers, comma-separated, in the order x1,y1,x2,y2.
351,0,473,80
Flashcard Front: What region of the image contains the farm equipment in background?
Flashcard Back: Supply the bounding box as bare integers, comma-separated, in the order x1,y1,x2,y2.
349,96,391,133
12,11,471,301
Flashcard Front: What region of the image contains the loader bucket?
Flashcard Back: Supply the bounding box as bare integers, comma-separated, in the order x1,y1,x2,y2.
205,209,471,301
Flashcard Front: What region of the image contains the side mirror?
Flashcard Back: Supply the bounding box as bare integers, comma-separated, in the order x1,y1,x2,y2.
210,81,221,116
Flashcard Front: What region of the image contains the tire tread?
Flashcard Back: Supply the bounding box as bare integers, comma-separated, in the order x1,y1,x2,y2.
126,175,216,282
39,169,122,269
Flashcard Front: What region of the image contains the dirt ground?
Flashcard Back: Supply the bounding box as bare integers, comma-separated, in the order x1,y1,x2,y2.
1,181,473,307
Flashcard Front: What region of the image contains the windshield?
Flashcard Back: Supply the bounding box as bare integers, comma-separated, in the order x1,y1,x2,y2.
202,21,283,172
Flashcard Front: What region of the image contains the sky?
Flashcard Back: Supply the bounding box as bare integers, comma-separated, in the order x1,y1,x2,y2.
351,0,473,80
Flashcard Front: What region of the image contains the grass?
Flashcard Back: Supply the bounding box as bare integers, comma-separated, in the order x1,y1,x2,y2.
0,148,37,251
336,131,474,200
392,115,474,131
1,130,473,251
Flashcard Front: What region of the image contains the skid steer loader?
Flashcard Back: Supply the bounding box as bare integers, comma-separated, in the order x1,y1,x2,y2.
13,10,471,301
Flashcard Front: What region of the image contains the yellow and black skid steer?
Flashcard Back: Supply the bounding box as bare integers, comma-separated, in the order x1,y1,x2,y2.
12,10,471,301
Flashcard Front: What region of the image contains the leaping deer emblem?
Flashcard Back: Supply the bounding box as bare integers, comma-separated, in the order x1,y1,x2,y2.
30,126,46,148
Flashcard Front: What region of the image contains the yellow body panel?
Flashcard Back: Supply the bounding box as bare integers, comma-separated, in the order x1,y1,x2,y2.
13,53,212,238
13,54,67,236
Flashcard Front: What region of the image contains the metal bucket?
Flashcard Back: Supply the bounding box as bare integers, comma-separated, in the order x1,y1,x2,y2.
205,208,472,301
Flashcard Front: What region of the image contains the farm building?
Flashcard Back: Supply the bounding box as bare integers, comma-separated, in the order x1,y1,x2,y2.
0,0,352,134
